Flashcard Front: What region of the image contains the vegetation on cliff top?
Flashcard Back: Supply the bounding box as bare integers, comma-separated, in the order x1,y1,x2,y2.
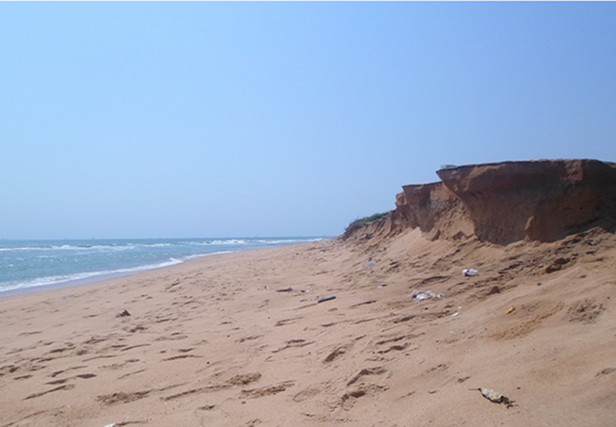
343,212,389,237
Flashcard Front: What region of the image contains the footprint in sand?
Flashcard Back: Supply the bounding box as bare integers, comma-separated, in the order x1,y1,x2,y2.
46,373,96,385
0,364,20,376
241,381,295,398
98,383,188,405
14,374,32,380
237,335,262,343
229,373,262,385
117,368,146,379
275,317,303,327
161,384,230,401
25,384,76,400
595,368,616,377
119,343,151,352
340,384,388,410
155,333,188,341
347,367,387,386
272,339,314,353
568,299,605,323
292,384,324,402
97,390,151,405
49,365,87,378
163,354,202,361
323,346,347,363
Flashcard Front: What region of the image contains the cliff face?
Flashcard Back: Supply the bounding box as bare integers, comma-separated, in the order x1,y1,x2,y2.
393,182,473,241
348,159,616,245
437,159,616,243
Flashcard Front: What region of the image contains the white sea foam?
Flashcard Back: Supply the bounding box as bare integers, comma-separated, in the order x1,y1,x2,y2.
207,239,249,245
0,246,52,251
183,251,232,260
0,243,135,252
0,258,183,293
255,238,324,245
194,237,324,246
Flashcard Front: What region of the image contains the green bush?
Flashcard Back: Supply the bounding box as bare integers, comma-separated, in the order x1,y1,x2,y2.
344,212,389,236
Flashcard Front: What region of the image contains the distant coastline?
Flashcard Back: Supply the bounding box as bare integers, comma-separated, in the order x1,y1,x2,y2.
0,237,328,297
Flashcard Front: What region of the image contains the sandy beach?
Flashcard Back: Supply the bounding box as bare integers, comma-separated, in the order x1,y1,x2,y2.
1,226,614,426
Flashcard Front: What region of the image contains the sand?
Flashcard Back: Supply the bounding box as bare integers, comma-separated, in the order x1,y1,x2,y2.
1,228,615,426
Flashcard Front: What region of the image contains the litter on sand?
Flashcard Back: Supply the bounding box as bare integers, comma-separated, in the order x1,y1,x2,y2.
411,290,444,301
462,268,478,277
506,306,515,314
471,387,515,408
317,296,337,303
365,262,376,268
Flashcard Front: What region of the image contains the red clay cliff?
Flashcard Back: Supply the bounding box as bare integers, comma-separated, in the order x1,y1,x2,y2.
349,159,616,245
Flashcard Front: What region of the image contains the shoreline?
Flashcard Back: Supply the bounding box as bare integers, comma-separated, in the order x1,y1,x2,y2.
0,241,314,302
0,251,231,299
0,238,328,299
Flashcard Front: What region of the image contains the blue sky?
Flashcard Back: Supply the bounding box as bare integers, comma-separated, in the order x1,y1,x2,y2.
1,2,615,239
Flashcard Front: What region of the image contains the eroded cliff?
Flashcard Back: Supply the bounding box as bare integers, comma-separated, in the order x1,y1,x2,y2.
346,159,616,245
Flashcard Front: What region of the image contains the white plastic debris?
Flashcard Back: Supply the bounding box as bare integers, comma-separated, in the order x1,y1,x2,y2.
416,291,433,301
462,268,478,277
411,290,444,301
475,387,514,408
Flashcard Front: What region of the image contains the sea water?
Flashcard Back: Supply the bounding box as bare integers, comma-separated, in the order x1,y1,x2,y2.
0,237,324,295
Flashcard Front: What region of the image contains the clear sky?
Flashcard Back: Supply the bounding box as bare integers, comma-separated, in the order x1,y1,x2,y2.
1,2,615,239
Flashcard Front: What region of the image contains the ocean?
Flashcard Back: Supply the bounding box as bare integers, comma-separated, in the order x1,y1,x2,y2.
0,237,325,295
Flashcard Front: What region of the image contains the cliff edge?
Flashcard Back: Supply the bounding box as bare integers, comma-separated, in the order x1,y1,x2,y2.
345,159,616,245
